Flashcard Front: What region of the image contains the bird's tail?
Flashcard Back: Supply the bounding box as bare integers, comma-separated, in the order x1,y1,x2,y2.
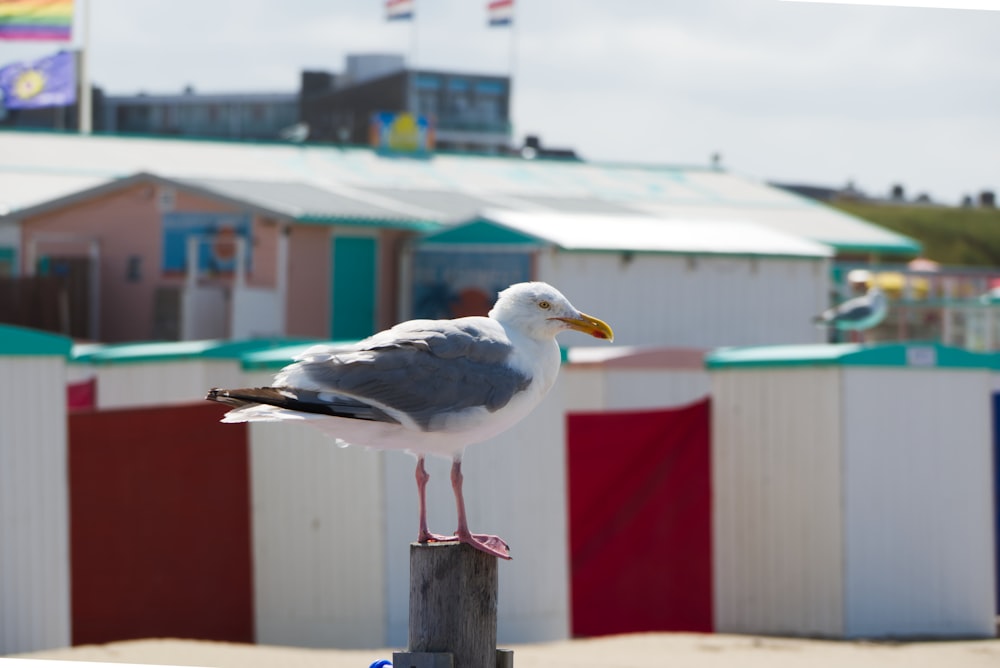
206,386,347,416
205,386,287,409
206,386,397,423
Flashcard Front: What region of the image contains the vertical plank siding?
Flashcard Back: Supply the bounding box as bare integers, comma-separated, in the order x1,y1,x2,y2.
841,368,995,637
249,421,387,648
94,360,244,409
0,357,71,654
711,368,845,637
539,253,829,348
711,360,997,639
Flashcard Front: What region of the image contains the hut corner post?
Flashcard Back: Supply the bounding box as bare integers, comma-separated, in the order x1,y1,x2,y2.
393,542,514,668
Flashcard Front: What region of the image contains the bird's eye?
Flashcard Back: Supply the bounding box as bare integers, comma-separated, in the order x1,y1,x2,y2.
538,300,551,310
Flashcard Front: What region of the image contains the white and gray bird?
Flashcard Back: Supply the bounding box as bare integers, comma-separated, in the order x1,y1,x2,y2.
278,121,310,143
814,285,888,336
206,281,614,560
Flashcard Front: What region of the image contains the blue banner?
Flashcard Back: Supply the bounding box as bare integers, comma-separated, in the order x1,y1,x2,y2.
0,50,76,109
410,250,532,319
161,212,252,276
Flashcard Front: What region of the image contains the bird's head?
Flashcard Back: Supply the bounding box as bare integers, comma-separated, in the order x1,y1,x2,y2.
489,282,614,342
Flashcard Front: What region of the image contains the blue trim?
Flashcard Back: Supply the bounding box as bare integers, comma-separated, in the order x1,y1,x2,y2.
992,393,1000,614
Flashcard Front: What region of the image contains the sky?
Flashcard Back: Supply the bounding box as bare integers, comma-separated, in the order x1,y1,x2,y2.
3,0,999,206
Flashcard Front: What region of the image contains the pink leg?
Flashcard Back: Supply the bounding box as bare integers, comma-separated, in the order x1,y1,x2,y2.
450,458,511,560
415,456,451,544
413,456,511,560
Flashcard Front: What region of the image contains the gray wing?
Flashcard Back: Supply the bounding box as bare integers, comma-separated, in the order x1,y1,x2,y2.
281,318,532,429
818,294,874,324
830,297,875,323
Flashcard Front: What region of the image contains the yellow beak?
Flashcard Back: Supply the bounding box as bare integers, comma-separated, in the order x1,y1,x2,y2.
556,312,615,342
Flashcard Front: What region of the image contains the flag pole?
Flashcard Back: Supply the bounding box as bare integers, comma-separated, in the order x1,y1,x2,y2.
507,1,518,152
409,3,418,69
78,0,91,133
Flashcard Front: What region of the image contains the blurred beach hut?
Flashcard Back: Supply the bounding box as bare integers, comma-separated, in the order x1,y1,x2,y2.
409,209,834,348
708,342,996,638
0,324,73,654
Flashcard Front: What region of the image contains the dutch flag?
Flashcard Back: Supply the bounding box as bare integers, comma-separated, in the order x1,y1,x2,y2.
487,0,514,26
386,0,414,21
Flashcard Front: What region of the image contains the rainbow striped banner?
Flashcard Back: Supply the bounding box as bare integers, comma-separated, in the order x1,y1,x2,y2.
0,0,75,41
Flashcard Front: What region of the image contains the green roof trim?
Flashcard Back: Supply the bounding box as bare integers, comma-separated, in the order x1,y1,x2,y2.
73,338,319,365
420,219,545,246
818,239,923,256
240,340,356,371
0,324,72,357
706,342,991,370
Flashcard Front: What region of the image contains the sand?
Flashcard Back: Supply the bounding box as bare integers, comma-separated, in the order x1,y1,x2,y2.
14,632,1000,668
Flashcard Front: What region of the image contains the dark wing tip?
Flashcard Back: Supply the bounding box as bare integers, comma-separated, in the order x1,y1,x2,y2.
205,387,244,408
205,387,275,408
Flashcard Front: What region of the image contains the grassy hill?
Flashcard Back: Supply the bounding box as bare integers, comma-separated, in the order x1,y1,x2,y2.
830,201,1000,267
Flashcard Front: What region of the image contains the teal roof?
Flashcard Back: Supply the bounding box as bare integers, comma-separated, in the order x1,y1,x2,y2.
706,342,991,370
420,210,833,258
421,219,543,246
0,324,72,357
72,338,318,365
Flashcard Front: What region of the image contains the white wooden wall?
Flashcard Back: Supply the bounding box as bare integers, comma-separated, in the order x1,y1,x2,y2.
841,368,995,638
92,359,244,409
712,364,997,639
711,367,846,637
0,357,70,654
249,421,387,648
538,251,829,348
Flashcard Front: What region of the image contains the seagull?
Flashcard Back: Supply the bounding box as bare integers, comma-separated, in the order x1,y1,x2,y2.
278,121,310,143
206,282,614,560
813,285,888,340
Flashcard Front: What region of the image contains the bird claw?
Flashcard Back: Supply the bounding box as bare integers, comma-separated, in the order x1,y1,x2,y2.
465,533,512,560
418,531,512,560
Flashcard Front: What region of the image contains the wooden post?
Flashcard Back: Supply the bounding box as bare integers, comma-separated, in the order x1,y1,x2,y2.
392,542,513,668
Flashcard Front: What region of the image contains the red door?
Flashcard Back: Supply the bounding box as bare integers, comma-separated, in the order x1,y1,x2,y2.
69,403,253,644
567,399,713,636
